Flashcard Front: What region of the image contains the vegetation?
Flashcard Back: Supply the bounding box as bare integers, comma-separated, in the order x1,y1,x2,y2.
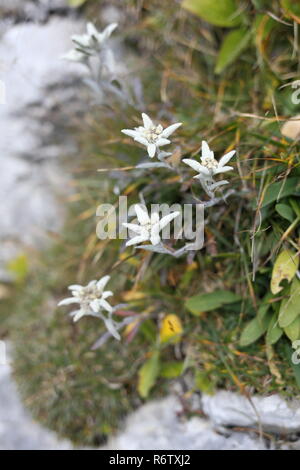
1,0,300,445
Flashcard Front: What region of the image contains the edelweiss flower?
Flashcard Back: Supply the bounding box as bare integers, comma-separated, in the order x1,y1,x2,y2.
121,113,182,158
58,275,113,322
61,49,88,63
183,140,235,178
123,204,180,247
72,22,118,51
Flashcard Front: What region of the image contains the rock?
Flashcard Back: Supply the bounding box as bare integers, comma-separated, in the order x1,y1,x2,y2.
0,17,88,280
106,396,268,450
0,353,72,450
202,391,300,435
0,1,71,22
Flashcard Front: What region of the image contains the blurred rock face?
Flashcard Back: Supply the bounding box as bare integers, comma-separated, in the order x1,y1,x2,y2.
0,15,87,280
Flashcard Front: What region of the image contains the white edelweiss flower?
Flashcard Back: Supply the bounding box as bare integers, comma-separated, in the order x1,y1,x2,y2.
61,49,88,63
121,113,182,158
58,275,113,322
183,140,235,178
123,204,180,247
71,22,118,51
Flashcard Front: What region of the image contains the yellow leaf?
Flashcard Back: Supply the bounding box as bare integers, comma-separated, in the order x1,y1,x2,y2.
270,249,299,294
159,314,183,343
122,290,146,301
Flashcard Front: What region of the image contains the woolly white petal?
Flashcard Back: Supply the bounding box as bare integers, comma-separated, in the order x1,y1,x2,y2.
99,299,113,313
161,122,182,138
201,140,213,159
150,212,160,224
72,310,86,322
90,299,101,313
102,22,118,41
58,297,79,306
87,22,98,37
123,222,143,234
156,138,171,147
68,284,83,291
96,275,110,291
183,158,210,176
142,113,153,129
103,318,121,340
126,235,149,247
219,150,236,167
147,143,156,158
213,165,233,175
135,204,150,225
133,135,149,146
159,212,180,230
150,230,161,246
121,129,140,139
102,291,113,299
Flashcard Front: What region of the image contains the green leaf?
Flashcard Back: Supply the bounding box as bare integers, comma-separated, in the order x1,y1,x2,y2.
185,290,241,315
284,316,300,342
160,361,184,379
279,278,300,328
275,203,295,223
137,351,160,398
266,313,283,345
271,249,299,295
68,0,88,7
195,370,214,394
215,28,251,74
261,177,300,207
240,313,271,346
182,0,243,27
7,254,28,283
280,0,300,23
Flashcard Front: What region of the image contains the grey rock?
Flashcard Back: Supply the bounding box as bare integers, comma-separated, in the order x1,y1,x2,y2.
106,396,268,450
202,391,300,435
0,17,87,279
0,358,72,450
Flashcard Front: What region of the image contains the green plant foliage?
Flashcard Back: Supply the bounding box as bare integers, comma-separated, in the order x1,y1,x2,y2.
137,351,160,398
215,28,251,74
185,290,241,315
182,0,243,27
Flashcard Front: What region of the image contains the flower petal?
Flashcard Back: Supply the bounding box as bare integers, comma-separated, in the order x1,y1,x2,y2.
133,135,149,147
142,113,153,129
126,235,149,247
147,143,156,158
71,310,85,322
150,230,161,246
213,165,233,175
135,204,150,225
121,129,140,139
99,299,113,313
96,275,110,291
201,140,214,158
58,297,79,306
90,299,101,312
159,212,180,230
161,122,182,138
103,317,121,340
183,158,210,176
219,150,236,167
102,22,118,41
122,222,143,234
102,291,113,299
156,138,171,147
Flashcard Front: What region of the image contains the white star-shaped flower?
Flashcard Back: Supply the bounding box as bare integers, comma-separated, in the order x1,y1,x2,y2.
72,22,118,51
58,275,113,322
121,113,182,158
183,140,235,178
123,204,180,247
